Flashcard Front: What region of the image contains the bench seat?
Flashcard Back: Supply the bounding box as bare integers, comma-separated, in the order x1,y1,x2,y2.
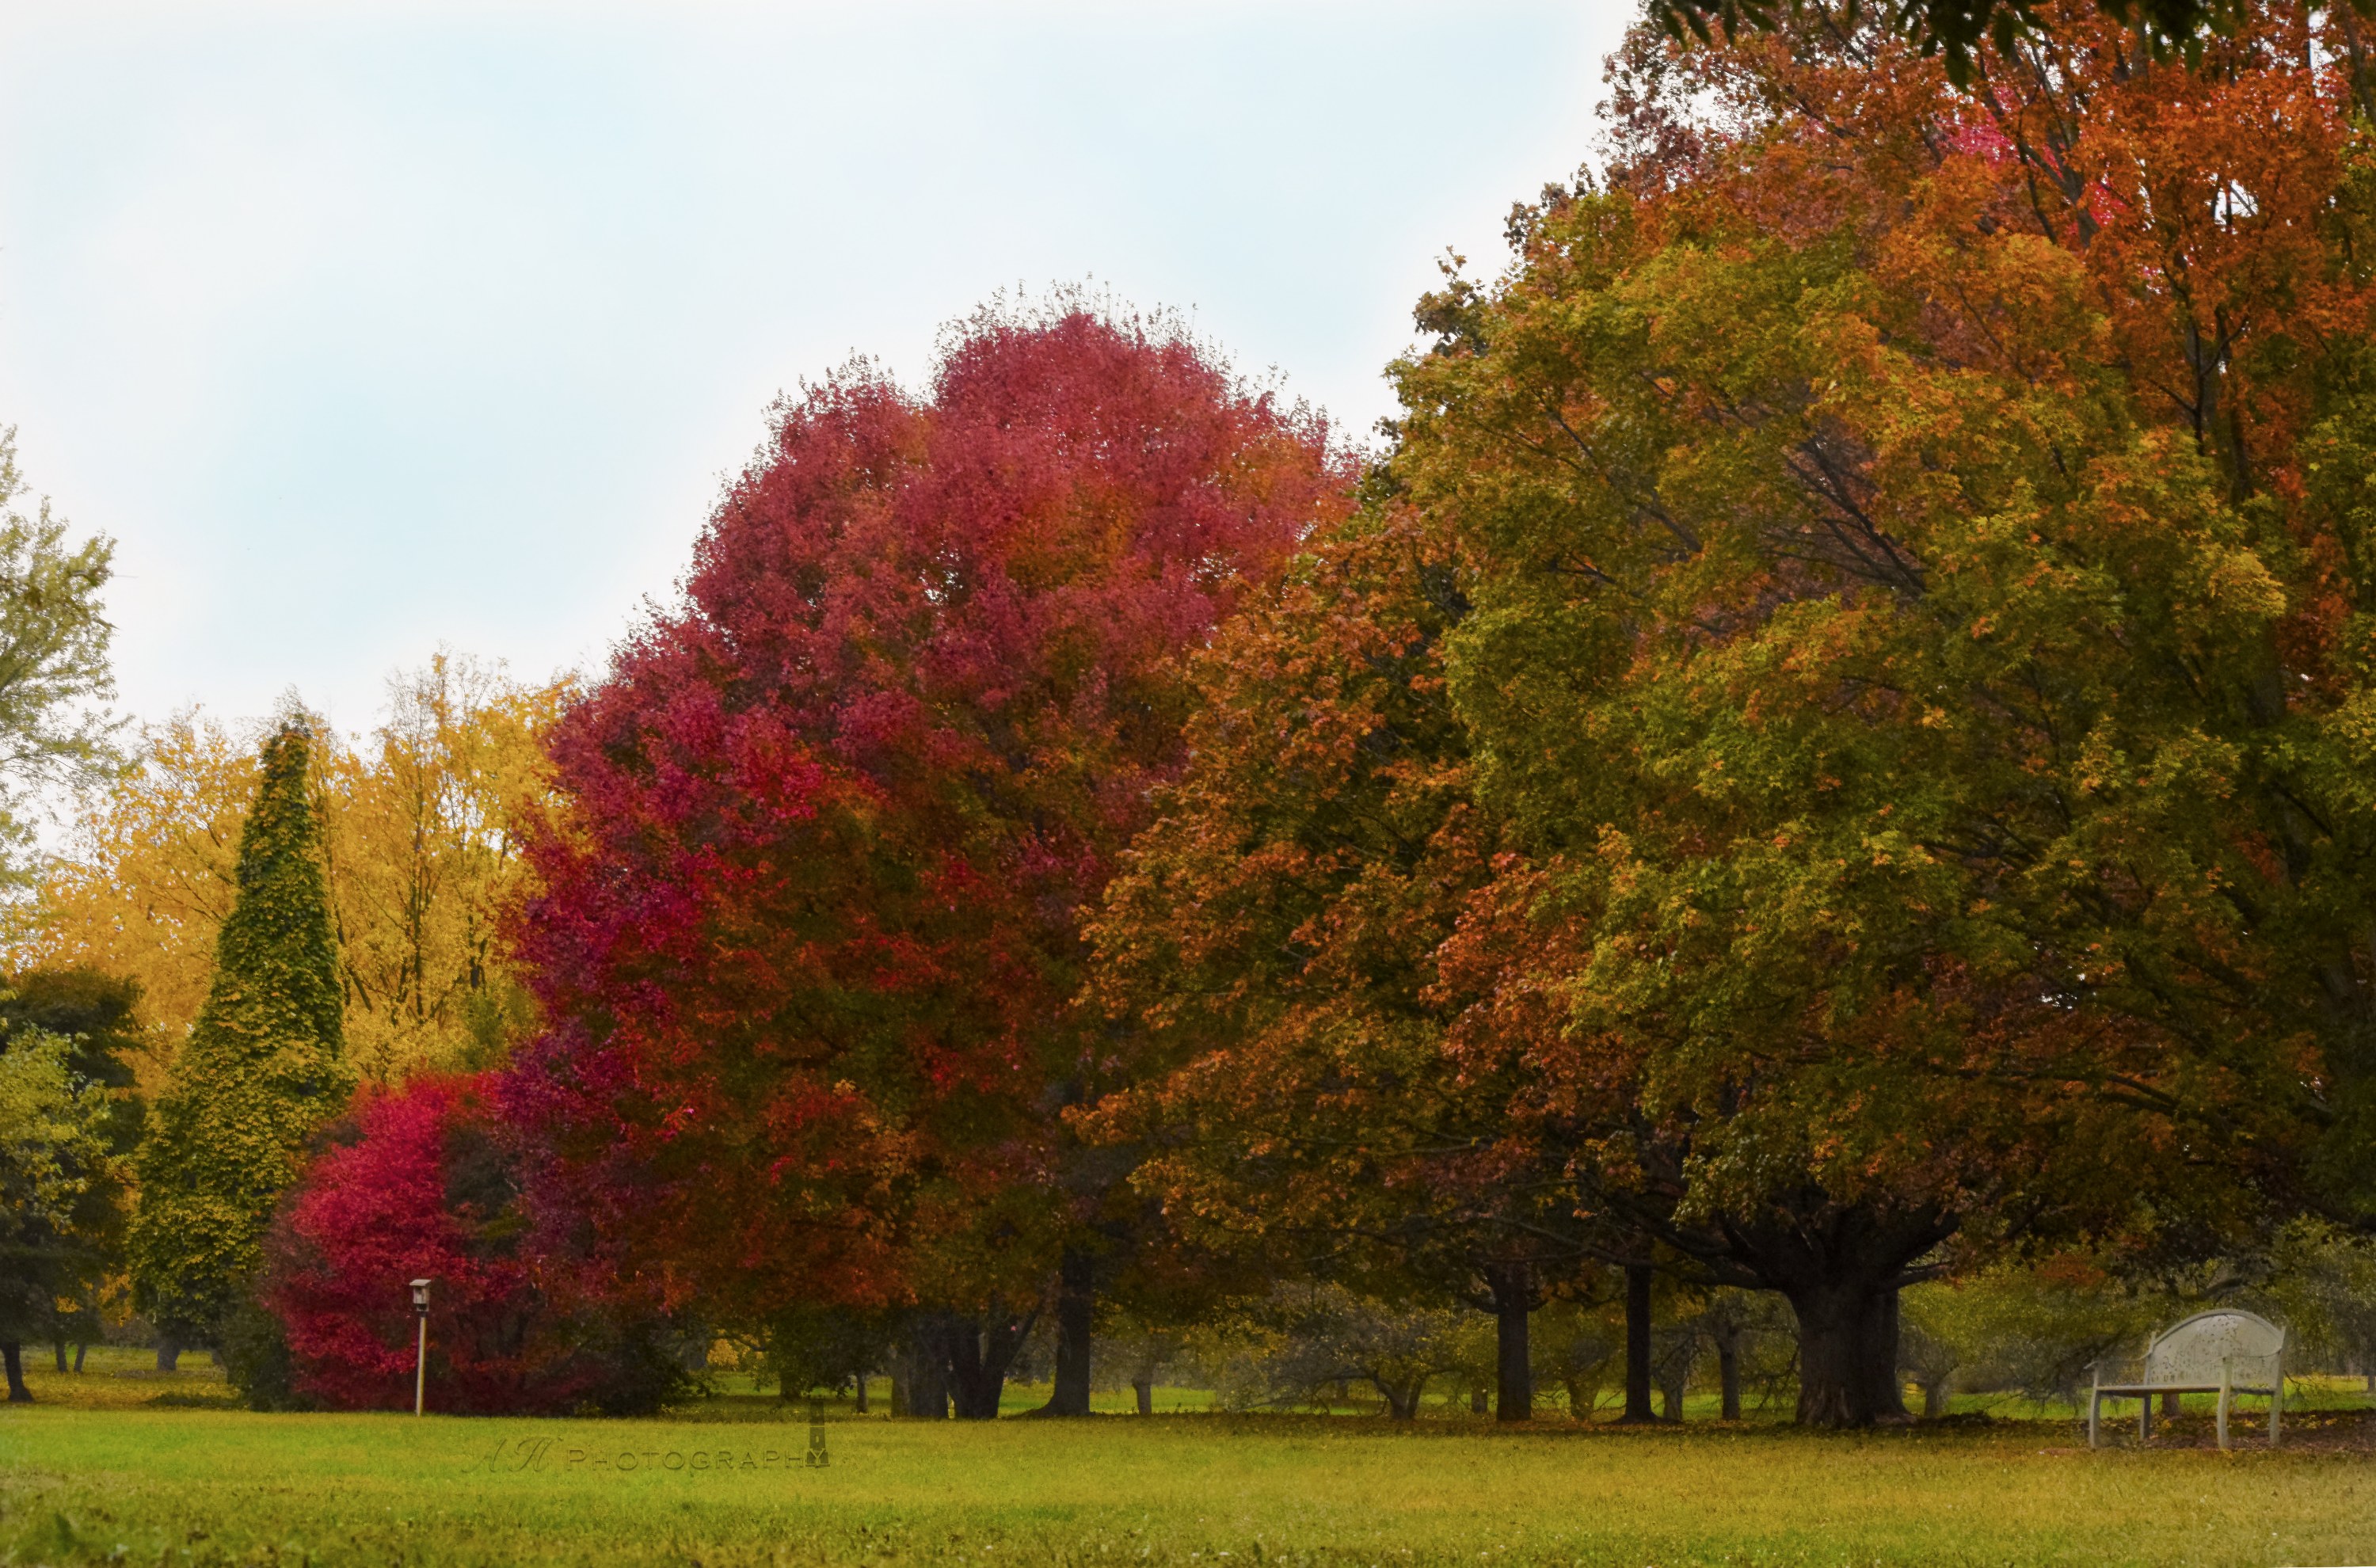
2087,1310,2286,1451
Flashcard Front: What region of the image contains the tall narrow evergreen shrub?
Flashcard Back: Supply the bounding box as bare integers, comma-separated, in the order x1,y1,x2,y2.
131,721,347,1345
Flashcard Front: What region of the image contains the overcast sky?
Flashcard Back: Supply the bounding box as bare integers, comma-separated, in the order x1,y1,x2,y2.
0,1,1632,741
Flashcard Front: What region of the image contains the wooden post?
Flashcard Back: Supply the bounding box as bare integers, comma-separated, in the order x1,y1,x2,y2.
409,1278,432,1417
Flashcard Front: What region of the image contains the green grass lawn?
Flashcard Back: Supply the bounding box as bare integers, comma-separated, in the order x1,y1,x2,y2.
3,1349,2370,1567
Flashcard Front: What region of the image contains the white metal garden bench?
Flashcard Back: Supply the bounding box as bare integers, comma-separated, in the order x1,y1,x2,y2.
2087,1308,2286,1451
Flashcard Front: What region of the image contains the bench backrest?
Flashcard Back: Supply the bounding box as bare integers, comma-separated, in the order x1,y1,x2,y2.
2145,1309,2284,1384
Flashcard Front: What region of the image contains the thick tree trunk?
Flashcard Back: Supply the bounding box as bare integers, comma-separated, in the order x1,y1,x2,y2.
1486,1261,1533,1421
2161,1390,2180,1418
1695,1196,1951,1428
53,1340,67,1372
1619,1262,1657,1423
1921,1379,1948,1418
1789,1281,1907,1428
2,1342,28,1402
1036,1247,1095,1416
854,1368,869,1414
155,1337,181,1372
1133,1376,1154,1415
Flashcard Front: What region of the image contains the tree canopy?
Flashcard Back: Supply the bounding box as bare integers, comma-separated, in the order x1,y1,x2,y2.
1647,0,2331,86
1350,0,2376,1420
498,298,1354,1402
0,429,120,889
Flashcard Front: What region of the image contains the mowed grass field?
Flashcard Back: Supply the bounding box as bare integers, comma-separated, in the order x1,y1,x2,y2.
2,1352,2370,1567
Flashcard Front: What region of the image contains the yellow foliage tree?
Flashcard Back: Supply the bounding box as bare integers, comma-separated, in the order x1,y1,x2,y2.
6,653,571,1089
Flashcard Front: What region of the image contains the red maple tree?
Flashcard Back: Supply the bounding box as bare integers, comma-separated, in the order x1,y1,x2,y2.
499,298,1354,1413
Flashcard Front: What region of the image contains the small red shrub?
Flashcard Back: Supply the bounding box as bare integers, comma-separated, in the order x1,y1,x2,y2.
267,1075,680,1414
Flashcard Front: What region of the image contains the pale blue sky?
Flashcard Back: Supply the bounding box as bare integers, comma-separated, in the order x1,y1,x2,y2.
0,1,1632,737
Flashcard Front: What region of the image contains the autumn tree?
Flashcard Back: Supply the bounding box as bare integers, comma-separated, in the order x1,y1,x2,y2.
1649,0,2289,84
1082,503,1624,1423
1384,1,2376,1423
129,721,349,1355
501,296,1352,1417
8,658,567,1090
322,657,567,1082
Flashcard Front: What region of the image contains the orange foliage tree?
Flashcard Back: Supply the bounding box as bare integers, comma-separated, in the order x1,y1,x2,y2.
1081,504,1621,1422
1361,0,2376,1424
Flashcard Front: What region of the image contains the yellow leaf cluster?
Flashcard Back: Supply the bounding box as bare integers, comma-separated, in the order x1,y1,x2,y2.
6,653,573,1090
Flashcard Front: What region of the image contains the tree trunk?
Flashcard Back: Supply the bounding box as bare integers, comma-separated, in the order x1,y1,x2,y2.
1562,1374,1596,1421
1469,1386,1488,1413
1788,1281,1906,1428
1486,1261,1533,1421
1373,1375,1424,1420
2160,1390,2180,1418
1619,1262,1656,1423
1036,1247,1095,1416
53,1340,67,1372
1133,1376,1154,1415
1864,1286,1909,1421
73,1342,87,1374
156,1337,181,1372
949,1307,1035,1419
1715,1328,1742,1421
854,1368,869,1414
1921,1379,1948,1418
905,1323,950,1420
1658,1360,1689,1420
2,1342,28,1402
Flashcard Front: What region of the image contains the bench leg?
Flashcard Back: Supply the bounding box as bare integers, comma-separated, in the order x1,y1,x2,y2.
2270,1387,2281,1448
2140,1395,2151,1441
2088,1391,2100,1449
2217,1389,2229,1452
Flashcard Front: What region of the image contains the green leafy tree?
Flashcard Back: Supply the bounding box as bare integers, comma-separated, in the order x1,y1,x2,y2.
0,428,123,886
0,1014,124,1400
129,721,348,1353
0,969,143,1383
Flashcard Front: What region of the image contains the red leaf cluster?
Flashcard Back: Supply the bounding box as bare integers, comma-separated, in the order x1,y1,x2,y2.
498,303,1354,1322
268,1077,663,1414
